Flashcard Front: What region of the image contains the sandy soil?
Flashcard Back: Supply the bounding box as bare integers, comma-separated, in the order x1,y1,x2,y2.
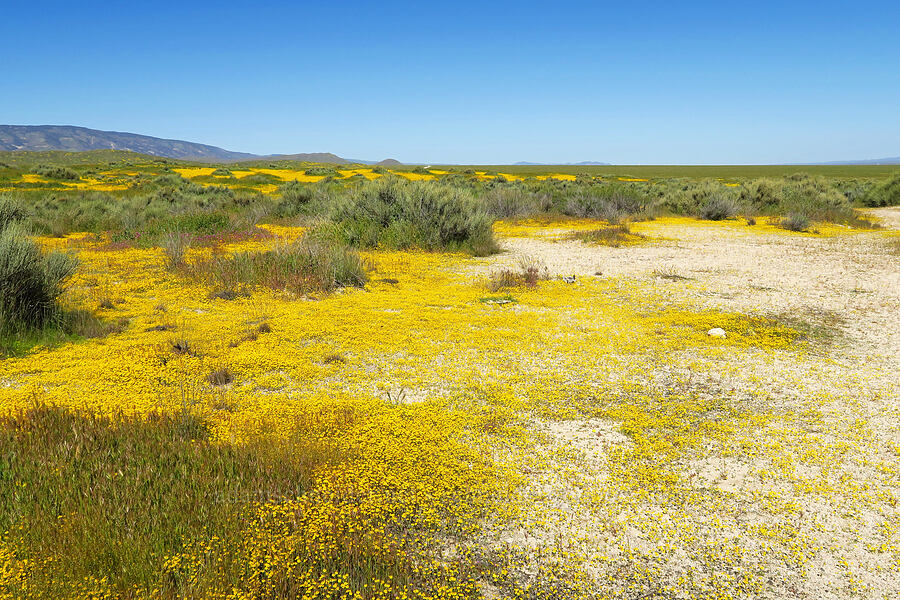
482,214,900,379
471,212,899,599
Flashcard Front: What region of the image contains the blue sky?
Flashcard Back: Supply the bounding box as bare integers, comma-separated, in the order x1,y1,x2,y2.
2,0,898,164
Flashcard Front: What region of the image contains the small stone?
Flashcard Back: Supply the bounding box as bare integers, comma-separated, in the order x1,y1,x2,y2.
708,328,727,338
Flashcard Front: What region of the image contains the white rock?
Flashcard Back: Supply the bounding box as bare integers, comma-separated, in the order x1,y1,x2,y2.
707,328,727,338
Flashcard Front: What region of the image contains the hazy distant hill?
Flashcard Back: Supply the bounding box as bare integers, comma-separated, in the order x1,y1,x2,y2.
0,125,259,162
0,125,401,165
814,157,900,165
252,152,351,164
514,161,611,166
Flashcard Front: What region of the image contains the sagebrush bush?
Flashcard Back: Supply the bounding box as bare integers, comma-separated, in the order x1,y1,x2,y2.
699,196,740,220
305,167,340,177
275,181,336,218
31,164,80,181
564,183,651,222
779,212,811,232
660,180,740,218
0,220,78,331
862,172,900,207
739,177,863,225
325,177,498,255
481,187,549,218
0,196,28,229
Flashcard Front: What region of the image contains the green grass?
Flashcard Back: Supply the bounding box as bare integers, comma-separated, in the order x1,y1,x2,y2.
0,309,128,357
0,405,330,597
179,238,369,297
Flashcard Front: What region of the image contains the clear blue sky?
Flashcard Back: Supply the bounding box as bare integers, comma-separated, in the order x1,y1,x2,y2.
3,0,898,164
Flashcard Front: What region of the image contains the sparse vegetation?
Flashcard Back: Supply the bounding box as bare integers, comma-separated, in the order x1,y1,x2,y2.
181,238,368,297
487,255,550,291
31,164,80,180
304,166,340,177
568,223,646,247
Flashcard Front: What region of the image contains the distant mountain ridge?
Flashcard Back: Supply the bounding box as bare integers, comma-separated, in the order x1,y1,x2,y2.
0,125,394,165
0,125,260,162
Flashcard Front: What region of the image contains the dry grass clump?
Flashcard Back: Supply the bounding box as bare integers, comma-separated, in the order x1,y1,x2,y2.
323,351,347,364
229,322,272,347
161,231,193,269
886,235,900,255
206,366,234,386
487,256,550,291
169,338,196,355
567,224,646,247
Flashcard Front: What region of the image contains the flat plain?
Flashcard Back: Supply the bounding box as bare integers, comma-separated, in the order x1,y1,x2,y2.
1,157,898,599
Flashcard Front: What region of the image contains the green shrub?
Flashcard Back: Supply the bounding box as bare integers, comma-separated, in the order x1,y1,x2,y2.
31,164,80,181
236,172,282,185
567,224,646,246
862,172,900,207
275,181,336,218
737,176,858,224
0,220,78,331
481,187,549,218
211,168,233,176
325,177,498,255
779,212,811,232
564,183,652,223
699,196,740,220
0,196,28,228
305,167,340,177
659,180,739,216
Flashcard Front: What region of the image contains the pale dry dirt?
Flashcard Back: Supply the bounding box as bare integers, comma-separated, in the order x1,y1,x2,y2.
472,211,899,599
484,214,900,383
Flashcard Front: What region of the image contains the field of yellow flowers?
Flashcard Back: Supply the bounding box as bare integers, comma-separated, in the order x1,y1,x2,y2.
1,211,898,599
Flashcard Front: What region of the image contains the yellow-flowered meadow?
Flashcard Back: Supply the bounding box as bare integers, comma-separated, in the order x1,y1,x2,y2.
1,214,898,599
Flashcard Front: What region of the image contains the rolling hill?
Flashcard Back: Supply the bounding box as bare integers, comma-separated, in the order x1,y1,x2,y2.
0,125,260,162
0,125,404,165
